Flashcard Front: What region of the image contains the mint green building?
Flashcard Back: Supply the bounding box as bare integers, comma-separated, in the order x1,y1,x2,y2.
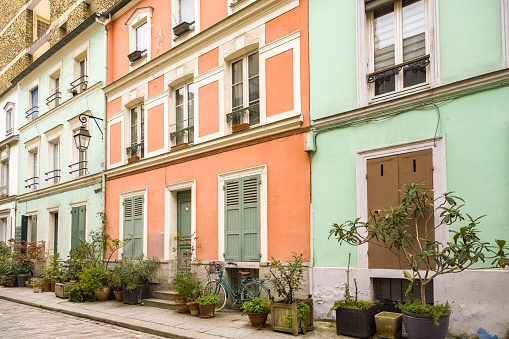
309,0,509,335
14,16,106,259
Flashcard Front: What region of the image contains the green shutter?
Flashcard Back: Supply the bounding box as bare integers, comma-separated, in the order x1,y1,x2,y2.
241,176,260,262
31,215,37,242
78,206,86,242
20,216,28,242
123,195,144,258
224,176,261,262
224,179,242,261
71,207,80,249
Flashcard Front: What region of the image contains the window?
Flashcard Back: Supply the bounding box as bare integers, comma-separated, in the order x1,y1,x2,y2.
228,52,260,128
71,206,86,249
367,0,430,98
171,83,194,146
26,151,39,191
126,8,152,67
179,0,195,23
5,108,12,136
27,86,39,121
128,104,145,159
37,19,49,38
0,218,7,243
224,175,261,262
71,47,88,95
47,73,61,109
0,162,8,196
46,141,60,185
123,195,144,257
136,22,148,53
20,215,37,242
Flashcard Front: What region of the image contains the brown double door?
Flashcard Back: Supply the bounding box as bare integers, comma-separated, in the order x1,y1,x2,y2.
366,149,433,269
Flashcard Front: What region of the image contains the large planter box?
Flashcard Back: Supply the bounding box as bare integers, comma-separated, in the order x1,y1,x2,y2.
271,298,314,336
55,282,76,299
375,311,402,339
335,304,378,338
123,285,150,305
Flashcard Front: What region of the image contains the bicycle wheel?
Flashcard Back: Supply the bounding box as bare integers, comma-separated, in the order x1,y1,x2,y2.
241,281,270,302
203,280,227,311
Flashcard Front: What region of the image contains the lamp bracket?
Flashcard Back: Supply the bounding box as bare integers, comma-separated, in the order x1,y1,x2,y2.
79,113,104,139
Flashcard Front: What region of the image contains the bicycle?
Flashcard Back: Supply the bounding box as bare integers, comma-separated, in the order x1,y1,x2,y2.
203,262,271,311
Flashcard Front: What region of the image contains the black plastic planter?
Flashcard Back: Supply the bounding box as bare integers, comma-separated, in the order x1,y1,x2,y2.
336,305,378,338
123,286,142,305
402,312,449,339
173,22,191,36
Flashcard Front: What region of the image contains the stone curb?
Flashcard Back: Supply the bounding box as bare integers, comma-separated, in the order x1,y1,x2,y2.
0,295,190,339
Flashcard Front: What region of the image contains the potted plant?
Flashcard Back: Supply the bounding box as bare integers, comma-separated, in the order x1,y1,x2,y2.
375,311,403,339
32,278,43,293
196,294,219,318
68,88,78,97
328,254,378,338
117,256,160,305
45,252,61,292
109,265,124,302
241,298,271,327
173,269,200,313
126,144,140,163
267,252,314,336
329,183,509,339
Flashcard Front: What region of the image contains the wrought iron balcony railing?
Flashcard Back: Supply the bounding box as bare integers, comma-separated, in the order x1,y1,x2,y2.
227,102,260,126
367,54,430,87
70,75,88,94
25,106,39,121
69,161,88,177
170,118,194,145
45,169,61,185
46,91,61,108
25,177,39,189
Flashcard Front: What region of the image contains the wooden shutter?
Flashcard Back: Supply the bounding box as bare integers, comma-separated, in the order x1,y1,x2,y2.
31,215,37,242
241,176,261,262
224,176,261,262
71,207,80,249
224,179,242,261
123,195,144,257
20,215,28,242
78,206,86,242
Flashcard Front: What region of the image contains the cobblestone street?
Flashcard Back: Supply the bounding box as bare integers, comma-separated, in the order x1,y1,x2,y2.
0,300,165,339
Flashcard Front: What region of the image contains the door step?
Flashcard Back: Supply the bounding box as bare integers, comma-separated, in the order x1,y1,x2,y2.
143,298,177,310
152,290,179,301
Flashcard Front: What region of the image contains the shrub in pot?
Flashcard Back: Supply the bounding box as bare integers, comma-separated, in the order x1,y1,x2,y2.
329,183,509,339
266,252,314,336
68,266,109,302
45,253,62,292
241,298,271,327
196,294,219,318
32,278,44,293
173,269,200,313
116,256,160,305
109,265,124,302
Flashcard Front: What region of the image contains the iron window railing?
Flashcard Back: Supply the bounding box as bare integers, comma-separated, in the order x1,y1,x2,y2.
46,91,61,108
170,118,194,145
227,102,260,126
69,161,88,177
367,55,430,88
45,169,61,185
25,177,39,189
25,106,39,121
126,142,145,158
70,75,88,94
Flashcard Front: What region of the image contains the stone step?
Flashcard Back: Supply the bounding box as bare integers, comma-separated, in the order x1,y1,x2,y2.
152,291,178,301
143,298,177,310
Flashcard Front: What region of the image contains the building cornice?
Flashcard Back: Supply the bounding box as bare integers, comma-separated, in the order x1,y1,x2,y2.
0,135,19,148
17,173,102,203
313,67,509,130
18,82,103,133
103,0,296,98
106,115,306,181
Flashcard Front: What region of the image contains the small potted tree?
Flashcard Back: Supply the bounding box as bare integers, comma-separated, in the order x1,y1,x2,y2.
242,298,271,327
329,183,509,339
117,256,160,305
267,252,314,336
32,278,43,293
173,269,200,313
45,253,62,292
196,294,219,318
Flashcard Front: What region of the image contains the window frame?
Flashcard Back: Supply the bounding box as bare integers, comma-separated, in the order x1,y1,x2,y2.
47,139,61,185
69,118,89,179
358,0,439,106
71,44,89,95
28,85,39,122
128,103,145,159
171,81,195,147
48,67,62,110
5,106,12,136
26,149,39,192
126,7,153,70
0,161,9,196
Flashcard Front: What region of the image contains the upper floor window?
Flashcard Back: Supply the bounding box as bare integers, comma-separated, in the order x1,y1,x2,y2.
227,52,260,130
71,46,88,95
46,141,60,185
128,104,145,160
173,0,195,37
26,86,39,122
70,124,88,179
37,19,50,38
136,22,148,53
26,150,39,191
368,0,429,98
47,69,61,110
5,108,12,136
0,161,8,197
126,8,152,66
171,83,194,147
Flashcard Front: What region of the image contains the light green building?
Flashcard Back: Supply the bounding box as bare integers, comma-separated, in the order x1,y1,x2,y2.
14,16,106,258
309,0,509,336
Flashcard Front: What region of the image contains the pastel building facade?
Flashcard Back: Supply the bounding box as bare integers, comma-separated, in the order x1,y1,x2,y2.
308,0,509,336
104,0,310,284
14,16,106,257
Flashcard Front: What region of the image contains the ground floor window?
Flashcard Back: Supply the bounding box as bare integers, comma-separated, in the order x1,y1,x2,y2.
123,195,144,257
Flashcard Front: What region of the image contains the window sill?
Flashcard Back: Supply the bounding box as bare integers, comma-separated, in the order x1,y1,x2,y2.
232,123,250,133
171,143,190,152
369,83,431,106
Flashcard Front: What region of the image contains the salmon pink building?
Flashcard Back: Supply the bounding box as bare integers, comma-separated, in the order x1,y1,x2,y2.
103,0,310,284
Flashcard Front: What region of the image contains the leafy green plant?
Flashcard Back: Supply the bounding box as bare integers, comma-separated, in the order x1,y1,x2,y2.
298,301,310,322
45,253,62,283
266,252,306,304
115,256,160,291
241,298,271,314
32,278,44,288
285,314,293,326
196,294,220,305
329,183,509,322
68,267,109,303
173,269,200,301
397,301,450,325
0,241,12,275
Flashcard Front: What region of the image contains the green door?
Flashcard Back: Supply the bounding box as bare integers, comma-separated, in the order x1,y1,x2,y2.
30,215,37,242
177,191,192,271
71,206,86,249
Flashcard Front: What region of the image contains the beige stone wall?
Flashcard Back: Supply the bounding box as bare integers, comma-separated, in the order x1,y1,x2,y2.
97,0,117,12
49,25,68,47
0,0,25,32
50,0,79,22
0,54,32,94
66,2,91,33
0,10,33,73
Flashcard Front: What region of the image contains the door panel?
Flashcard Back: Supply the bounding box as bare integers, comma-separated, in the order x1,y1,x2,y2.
177,191,192,271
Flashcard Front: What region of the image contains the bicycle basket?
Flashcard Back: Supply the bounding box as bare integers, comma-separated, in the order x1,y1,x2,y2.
208,261,222,274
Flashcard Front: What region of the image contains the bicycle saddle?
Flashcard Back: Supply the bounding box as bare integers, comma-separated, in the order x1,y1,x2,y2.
238,271,251,276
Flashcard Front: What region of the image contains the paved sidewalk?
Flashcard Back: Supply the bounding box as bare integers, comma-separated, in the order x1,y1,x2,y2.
0,287,339,339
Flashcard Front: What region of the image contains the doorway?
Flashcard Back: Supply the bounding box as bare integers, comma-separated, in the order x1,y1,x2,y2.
177,190,192,272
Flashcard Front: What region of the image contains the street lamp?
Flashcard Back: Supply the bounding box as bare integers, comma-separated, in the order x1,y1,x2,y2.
73,113,104,151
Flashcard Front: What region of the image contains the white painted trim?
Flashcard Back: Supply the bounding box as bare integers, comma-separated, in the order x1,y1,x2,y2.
107,115,124,169
355,136,446,269
171,0,200,45
218,165,268,262
127,7,153,73
164,179,197,261
502,0,509,68
118,188,148,258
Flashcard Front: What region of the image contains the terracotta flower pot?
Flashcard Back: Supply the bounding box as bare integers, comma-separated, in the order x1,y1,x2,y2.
247,313,268,327
42,281,51,292
50,281,56,292
176,303,190,313
94,287,111,301
187,302,200,316
5,280,14,287
198,304,216,318
113,290,123,302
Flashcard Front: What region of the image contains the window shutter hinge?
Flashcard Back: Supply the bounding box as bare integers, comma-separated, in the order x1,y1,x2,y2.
222,252,225,258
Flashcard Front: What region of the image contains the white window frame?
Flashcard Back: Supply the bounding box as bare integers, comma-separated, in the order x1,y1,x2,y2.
0,161,9,196
48,140,61,185
118,189,148,259
48,66,62,110
502,0,509,68
171,0,199,43
26,149,39,192
128,103,145,159
171,81,195,147
357,0,439,106
71,43,89,95
218,165,268,264
4,101,14,136
164,179,196,261
355,136,446,270
126,7,153,71
46,207,60,255
28,84,39,122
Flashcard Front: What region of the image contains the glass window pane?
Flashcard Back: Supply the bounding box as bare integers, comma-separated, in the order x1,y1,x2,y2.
140,105,144,142
131,108,137,143
80,59,86,77
374,8,395,70
232,84,243,109
249,76,259,103
176,87,184,106
179,0,194,23
232,60,243,84
31,87,38,107
375,76,395,96
403,0,425,61
187,83,194,102
136,23,147,51
248,53,259,77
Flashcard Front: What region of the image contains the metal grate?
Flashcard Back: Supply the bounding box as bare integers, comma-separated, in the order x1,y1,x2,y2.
372,278,434,313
